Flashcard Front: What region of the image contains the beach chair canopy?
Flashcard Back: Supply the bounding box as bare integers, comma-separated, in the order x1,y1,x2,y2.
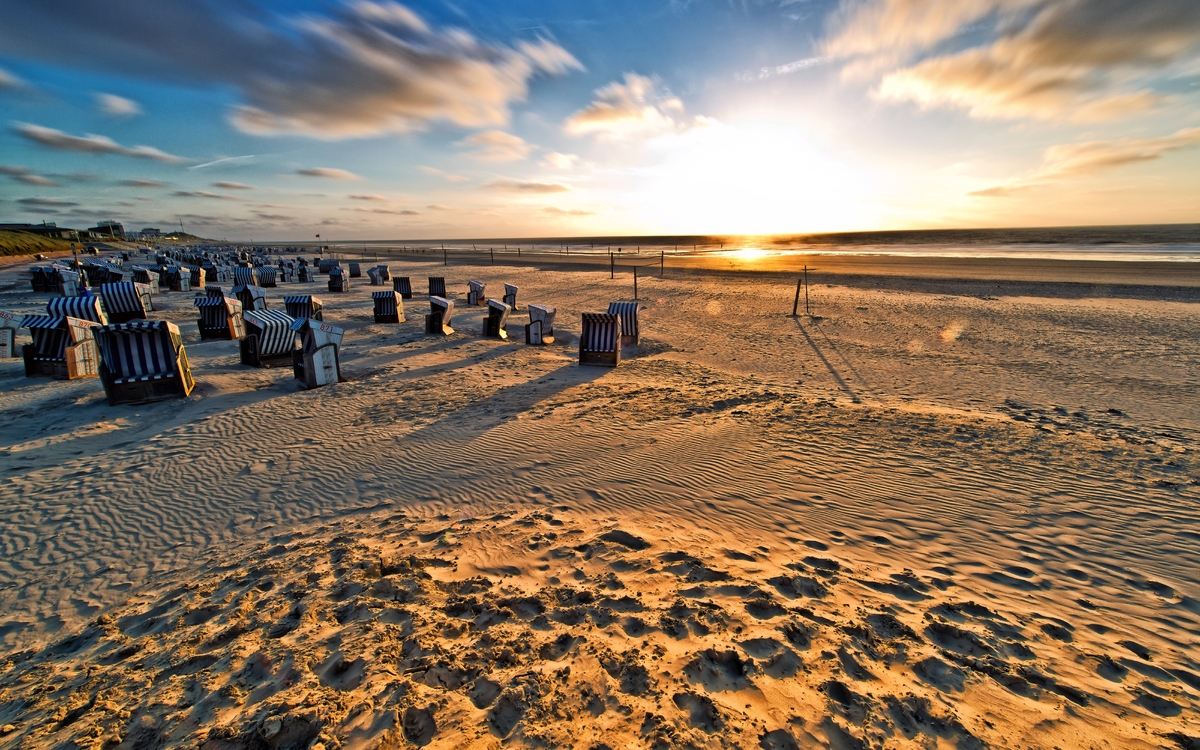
529,303,556,327
92,320,184,385
243,309,296,356
607,301,641,342
47,296,108,325
234,267,259,286
291,317,344,351
284,295,322,319
582,313,621,353
194,296,243,327
21,315,92,360
97,282,148,315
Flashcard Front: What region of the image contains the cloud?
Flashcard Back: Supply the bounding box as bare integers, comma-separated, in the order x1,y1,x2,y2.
253,212,294,221
213,181,253,190
968,185,1034,198
0,68,23,90
828,0,1200,121
419,165,469,182
351,207,420,215
297,167,360,180
0,165,60,187
456,130,532,161
119,179,167,188
188,155,261,170
542,152,578,169
13,122,186,162
485,178,569,194
18,197,78,207
172,190,241,200
426,203,453,210
565,73,712,139
96,93,142,116
737,56,830,82
349,194,388,202
543,206,594,215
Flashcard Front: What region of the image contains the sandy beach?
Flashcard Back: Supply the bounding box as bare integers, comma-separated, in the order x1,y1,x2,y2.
0,253,1198,748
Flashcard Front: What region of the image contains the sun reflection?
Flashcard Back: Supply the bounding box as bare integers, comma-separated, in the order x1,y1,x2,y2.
729,247,768,260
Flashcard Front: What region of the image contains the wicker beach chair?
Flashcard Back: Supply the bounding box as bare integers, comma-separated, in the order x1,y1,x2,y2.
298,265,313,283
240,309,296,367
29,266,54,293
165,266,191,292
92,320,195,405
579,313,621,367
234,266,259,287
55,269,82,298
257,266,278,288
425,296,455,335
429,276,447,298
372,291,405,324
129,266,161,295
525,303,556,345
47,295,108,325
186,265,206,289
195,296,246,341
20,315,99,380
328,267,349,292
467,279,486,306
206,285,228,299
368,265,391,285
503,283,518,310
232,284,268,312
97,282,153,323
349,262,361,278
483,299,511,339
607,301,641,346
284,295,323,321
0,310,20,358
393,276,413,299
291,318,344,389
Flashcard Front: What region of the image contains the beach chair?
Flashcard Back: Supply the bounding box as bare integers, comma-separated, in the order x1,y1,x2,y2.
607,301,641,346
55,269,82,298
165,266,191,292
525,303,556,345
579,313,621,367
30,266,54,293
234,266,259,287
368,265,391,285
429,276,447,298
20,315,100,380
291,318,344,389
285,295,323,321
47,295,108,325
467,280,486,306
425,296,454,335
257,266,278,288
318,259,339,274
328,267,349,292
232,284,268,312
129,267,161,295
483,299,511,339
0,310,20,358
186,265,206,289
97,282,153,323
372,291,405,324
195,296,245,340
349,262,361,278
206,285,228,299
298,265,313,283
92,320,195,405
393,276,413,299
240,309,296,367
503,283,518,310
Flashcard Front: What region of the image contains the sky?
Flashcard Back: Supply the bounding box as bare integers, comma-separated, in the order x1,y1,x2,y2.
0,0,1198,240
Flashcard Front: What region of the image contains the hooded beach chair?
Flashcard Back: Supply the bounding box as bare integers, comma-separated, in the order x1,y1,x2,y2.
393,276,413,299
525,304,556,345
0,310,20,358
20,315,99,380
580,313,621,367
372,291,405,324
607,301,641,346
92,320,195,405
186,265,206,289
291,318,344,389
206,285,228,299
284,295,323,321
165,266,191,292
47,295,108,325
195,296,245,341
257,266,278,288
234,266,259,287
129,266,160,294
428,276,447,298
30,266,54,293
97,282,153,324
483,299,511,339
503,283,518,310
368,265,391,285
56,269,82,298
240,309,296,367
349,262,361,278
318,258,339,274
425,296,454,335
328,267,349,292
298,265,314,282
233,284,268,312
467,280,486,306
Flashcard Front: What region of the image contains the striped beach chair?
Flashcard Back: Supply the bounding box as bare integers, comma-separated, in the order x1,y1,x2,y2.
98,282,153,323
393,276,413,299
291,318,344,389
257,266,278,288
298,265,313,283
129,267,160,294
372,291,405,324
607,301,641,346
425,296,454,335
165,266,191,292
206,285,228,299
195,296,245,341
185,265,206,289
29,266,54,293
92,320,195,405
234,266,259,287
232,284,268,312
428,276,447,298
580,313,621,367
56,269,82,298
20,315,99,380
47,295,108,325
349,262,361,278
240,309,296,367
467,279,486,306
525,303,556,345
0,310,20,358
368,265,391,285
284,295,323,321
503,283,518,310
483,299,511,339
328,267,349,292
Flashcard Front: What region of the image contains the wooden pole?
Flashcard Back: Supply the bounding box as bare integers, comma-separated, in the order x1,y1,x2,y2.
660,250,664,277
490,248,494,265
804,265,810,315
792,277,802,317
634,265,638,299
443,245,447,266
610,252,614,279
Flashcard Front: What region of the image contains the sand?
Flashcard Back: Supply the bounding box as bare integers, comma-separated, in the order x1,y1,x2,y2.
0,254,1198,748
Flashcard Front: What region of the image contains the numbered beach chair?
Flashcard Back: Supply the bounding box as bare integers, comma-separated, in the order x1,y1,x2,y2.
393,276,413,299
607,301,641,346
372,291,405,324
234,266,259,287
291,318,344,389
503,283,518,310
257,266,278,288
425,296,454,335
349,262,361,278
525,304,556,345
0,310,21,358
579,313,621,367
483,299,511,339
232,284,268,312
429,276,447,298
47,295,108,325
284,295,323,321
20,315,99,380
195,296,245,341
98,282,153,323
92,320,195,405
467,280,486,306
328,267,349,292
240,309,296,367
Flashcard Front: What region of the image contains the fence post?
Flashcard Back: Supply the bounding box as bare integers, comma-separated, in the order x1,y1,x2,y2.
443,245,447,266
490,248,494,265
792,277,802,316
660,250,664,277
804,265,810,315
634,265,638,299
610,252,614,279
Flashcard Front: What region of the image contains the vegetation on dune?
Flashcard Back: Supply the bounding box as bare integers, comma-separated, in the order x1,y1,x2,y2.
0,230,77,258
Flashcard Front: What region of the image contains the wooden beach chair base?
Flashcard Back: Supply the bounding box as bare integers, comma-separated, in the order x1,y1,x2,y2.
525,321,554,345
0,328,14,358
425,312,454,336
579,349,619,367
239,337,294,368
292,345,342,388
484,316,508,340
22,341,99,380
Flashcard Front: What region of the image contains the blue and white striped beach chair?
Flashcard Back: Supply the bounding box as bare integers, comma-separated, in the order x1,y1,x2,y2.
97,282,152,324
47,295,108,325
284,295,323,321
429,276,447,298
0,310,20,358
368,265,390,285
291,318,344,389
92,320,195,405
349,262,361,278
328,267,349,292
425,296,454,335
393,276,413,299
165,266,191,292
372,291,405,324
186,265,206,289
129,266,160,295
232,284,268,312
525,303,556,345
20,315,99,380
483,299,511,339
241,309,296,367
467,279,486,306
607,301,641,346
257,266,278,288
195,296,245,340
503,283,518,310
580,313,621,367
234,266,259,287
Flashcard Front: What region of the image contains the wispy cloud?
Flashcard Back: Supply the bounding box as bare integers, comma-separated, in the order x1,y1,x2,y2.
542,152,579,169
426,203,453,210
0,165,60,187
543,206,594,215
419,165,469,182
565,73,714,139
119,179,167,188
351,207,420,215
0,67,23,90
349,194,388,202
456,130,532,161
172,190,241,200
485,178,570,194
736,56,829,82
213,181,253,190
188,155,261,170
18,197,78,207
297,167,360,180
96,93,142,116
13,122,186,162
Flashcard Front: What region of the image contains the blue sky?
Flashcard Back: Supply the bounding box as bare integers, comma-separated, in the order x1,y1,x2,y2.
1,0,1198,240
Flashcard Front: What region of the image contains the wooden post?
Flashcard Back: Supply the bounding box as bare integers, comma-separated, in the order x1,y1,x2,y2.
660,250,664,277
490,248,494,265
443,245,447,266
634,265,638,299
804,265,810,315
792,277,802,317
610,252,614,279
